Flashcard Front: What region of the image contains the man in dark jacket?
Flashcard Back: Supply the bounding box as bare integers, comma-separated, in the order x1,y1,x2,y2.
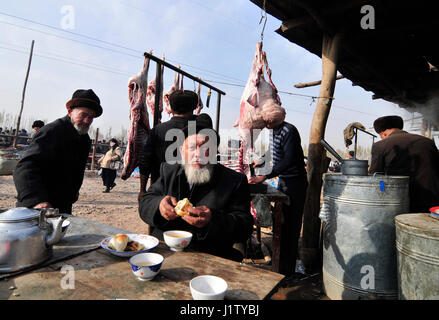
13,89,103,214
139,123,253,262
138,90,212,200
249,112,308,277
370,115,439,212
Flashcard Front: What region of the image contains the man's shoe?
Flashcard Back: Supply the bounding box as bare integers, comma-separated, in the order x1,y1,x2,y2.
110,183,116,190
103,187,110,193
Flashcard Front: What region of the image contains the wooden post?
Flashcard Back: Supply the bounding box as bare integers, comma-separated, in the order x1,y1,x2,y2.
300,32,342,272
91,128,99,170
13,40,34,148
153,57,164,128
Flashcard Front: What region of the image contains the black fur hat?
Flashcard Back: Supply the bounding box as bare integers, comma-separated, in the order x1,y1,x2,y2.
169,90,198,114
373,115,403,133
66,89,102,117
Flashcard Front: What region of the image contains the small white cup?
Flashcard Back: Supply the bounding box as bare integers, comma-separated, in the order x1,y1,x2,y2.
163,230,192,252
129,253,164,281
190,275,228,300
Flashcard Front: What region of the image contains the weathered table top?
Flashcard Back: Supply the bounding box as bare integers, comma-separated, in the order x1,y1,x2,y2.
0,216,284,300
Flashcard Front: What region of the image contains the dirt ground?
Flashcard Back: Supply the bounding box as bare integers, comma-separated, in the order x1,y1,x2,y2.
0,171,147,234
0,171,326,300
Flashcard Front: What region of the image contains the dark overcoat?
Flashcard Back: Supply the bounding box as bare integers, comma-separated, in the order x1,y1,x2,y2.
369,130,439,212
139,163,253,260
13,115,91,213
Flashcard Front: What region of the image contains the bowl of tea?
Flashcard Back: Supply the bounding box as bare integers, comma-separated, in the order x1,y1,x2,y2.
129,252,164,281
163,230,193,252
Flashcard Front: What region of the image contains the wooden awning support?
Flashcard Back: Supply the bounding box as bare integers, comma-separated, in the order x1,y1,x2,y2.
294,75,344,88
300,32,343,272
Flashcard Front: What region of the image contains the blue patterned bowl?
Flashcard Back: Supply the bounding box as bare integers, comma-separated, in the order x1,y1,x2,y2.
129,253,164,281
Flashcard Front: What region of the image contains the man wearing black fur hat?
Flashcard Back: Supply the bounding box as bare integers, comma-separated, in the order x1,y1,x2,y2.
14,89,103,214
370,115,439,212
138,90,213,200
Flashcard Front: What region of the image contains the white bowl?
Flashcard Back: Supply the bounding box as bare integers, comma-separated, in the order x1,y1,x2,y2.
129,253,164,281
163,230,192,252
190,275,228,300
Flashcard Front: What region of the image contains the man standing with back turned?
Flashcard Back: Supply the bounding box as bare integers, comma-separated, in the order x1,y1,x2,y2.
14,89,103,214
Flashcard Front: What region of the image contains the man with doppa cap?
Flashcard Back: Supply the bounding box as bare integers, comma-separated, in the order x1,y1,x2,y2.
138,90,213,200
370,115,439,212
138,121,253,262
14,89,103,214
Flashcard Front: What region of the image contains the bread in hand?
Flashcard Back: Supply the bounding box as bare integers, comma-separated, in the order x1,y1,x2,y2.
174,198,193,216
108,233,129,251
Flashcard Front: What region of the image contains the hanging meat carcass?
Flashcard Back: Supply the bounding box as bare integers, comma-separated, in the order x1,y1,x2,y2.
234,42,285,175
163,66,181,115
146,54,165,124
194,81,203,115
121,52,152,180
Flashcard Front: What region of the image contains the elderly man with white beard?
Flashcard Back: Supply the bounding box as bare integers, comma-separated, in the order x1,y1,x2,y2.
14,89,102,214
139,123,253,262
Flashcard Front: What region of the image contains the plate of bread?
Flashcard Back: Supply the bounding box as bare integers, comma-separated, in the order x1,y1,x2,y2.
100,233,159,257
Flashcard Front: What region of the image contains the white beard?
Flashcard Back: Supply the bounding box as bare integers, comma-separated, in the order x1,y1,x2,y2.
72,121,90,135
183,164,213,185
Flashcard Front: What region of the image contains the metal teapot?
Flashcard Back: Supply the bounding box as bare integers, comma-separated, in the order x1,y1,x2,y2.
0,207,67,273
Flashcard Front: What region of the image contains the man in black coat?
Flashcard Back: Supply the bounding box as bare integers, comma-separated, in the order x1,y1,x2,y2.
138,90,212,200
370,115,439,212
13,89,103,214
139,123,253,261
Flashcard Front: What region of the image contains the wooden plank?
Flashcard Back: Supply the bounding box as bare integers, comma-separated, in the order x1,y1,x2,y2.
1,243,284,300
294,75,344,88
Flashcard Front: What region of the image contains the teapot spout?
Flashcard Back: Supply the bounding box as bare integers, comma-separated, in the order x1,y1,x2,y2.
45,216,65,246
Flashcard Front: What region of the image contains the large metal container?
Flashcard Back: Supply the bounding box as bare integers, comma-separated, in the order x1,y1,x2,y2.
395,213,439,300
319,174,409,299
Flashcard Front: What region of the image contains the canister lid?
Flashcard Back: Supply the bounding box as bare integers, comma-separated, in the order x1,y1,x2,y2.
395,213,439,236
0,207,40,222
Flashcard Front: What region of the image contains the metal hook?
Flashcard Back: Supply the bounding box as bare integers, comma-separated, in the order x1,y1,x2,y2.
259,0,267,42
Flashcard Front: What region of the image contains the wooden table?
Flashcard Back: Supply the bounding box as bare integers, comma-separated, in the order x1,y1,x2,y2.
250,184,289,273
0,216,284,300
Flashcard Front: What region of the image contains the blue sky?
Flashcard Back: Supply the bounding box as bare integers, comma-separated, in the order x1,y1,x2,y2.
0,0,414,152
